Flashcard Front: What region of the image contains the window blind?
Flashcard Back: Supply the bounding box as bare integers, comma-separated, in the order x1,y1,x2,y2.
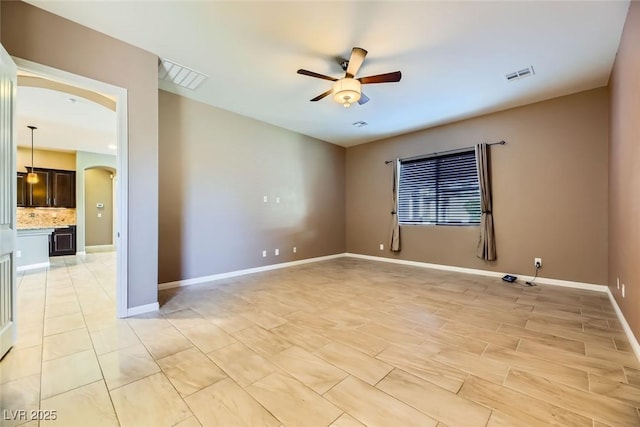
398,150,481,225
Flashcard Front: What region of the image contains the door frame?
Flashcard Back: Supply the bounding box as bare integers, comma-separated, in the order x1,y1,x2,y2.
0,44,17,359
14,57,129,318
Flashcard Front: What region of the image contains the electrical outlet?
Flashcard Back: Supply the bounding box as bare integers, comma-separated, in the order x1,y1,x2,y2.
293,247,297,253
617,277,620,289
263,196,268,203
622,283,626,298
16,250,21,258
275,197,280,204
534,257,542,268
379,243,384,251
262,250,267,258
275,248,279,256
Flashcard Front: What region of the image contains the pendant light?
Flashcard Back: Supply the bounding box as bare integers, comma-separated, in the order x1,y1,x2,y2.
26,125,39,185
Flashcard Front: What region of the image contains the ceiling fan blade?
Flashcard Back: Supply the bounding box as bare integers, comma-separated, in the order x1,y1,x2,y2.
359,71,402,84
310,88,333,102
345,47,368,78
297,69,337,82
358,92,370,105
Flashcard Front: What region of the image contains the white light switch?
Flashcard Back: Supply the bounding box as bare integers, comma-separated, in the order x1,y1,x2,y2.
98,213,102,218
275,248,279,256
263,196,268,203
276,197,280,204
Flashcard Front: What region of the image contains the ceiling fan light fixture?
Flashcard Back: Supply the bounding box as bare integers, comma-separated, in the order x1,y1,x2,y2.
333,78,361,108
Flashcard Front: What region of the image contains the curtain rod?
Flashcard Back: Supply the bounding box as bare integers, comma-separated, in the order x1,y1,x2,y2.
384,140,506,164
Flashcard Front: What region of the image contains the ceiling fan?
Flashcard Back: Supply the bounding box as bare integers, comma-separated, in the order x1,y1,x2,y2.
297,47,402,108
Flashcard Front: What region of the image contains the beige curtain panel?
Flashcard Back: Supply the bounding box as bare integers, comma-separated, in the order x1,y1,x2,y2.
390,158,401,252
476,143,496,260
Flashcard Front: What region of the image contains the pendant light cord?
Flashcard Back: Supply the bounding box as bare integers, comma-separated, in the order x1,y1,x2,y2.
28,125,37,173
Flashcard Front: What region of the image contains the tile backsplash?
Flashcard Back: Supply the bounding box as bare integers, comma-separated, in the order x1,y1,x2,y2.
17,208,76,229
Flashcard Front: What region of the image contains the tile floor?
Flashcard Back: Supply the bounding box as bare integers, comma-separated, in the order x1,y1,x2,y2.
1,253,640,426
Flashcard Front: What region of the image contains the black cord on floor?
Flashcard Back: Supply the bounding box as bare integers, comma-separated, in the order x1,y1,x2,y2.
525,265,540,286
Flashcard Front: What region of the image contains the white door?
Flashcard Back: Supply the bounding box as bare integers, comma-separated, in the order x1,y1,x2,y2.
0,44,17,359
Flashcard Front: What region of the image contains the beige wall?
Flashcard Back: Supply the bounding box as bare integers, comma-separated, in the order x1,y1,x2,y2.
158,90,345,284
609,1,640,340
2,1,159,308
85,168,113,246
347,88,609,285
17,147,75,172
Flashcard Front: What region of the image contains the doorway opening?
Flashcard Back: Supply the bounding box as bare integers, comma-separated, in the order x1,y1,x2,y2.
14,58,129,318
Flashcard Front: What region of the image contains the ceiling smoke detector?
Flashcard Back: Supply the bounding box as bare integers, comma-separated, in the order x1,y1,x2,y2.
506,66,535,81
159,58,209,90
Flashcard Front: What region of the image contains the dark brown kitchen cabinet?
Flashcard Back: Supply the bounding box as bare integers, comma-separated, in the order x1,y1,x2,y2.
51,170,75,207
21,168,75,208
49,226,76,256
27,169,51,207
17,172,26,207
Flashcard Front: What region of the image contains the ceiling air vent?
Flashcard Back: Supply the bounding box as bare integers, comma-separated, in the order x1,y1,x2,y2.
158,58,208,90
506,66,535,82
352,121,368,128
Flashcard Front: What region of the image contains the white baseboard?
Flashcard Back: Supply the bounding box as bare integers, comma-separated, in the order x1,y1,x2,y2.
158,253,345,290
126,302,159,317
86,245,115,253
344,253,607,292
17,261,50,272
606,288,640,362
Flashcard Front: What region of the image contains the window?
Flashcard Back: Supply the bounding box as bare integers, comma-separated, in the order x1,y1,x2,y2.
398,150,481,225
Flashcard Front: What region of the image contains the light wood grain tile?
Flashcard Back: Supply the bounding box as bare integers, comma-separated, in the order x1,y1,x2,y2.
329,413,366,427
269,345,347,394
459,374,591,426
324,375,438,427
89,323,141,355
185,378,279,427
127,315,193,360
526,320,616,349
375,343,467,393
270,322,332,352
440,321,519,350
517,339,627,381
233,326,292,358
99,343,156,389
498,323,586,354
320,327,389,356
247,372,341,427
483,343,589,390
505,369,640,426
157,347,226,397
624,366,640,387
207,342,279,388
315,342,392,385
377,369,491,427
165,309,237,353
589,372,640,407
585,342,640,369
12,254,640,427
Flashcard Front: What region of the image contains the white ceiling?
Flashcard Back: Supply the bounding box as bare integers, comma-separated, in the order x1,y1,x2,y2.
17,86,117,155
25,1,630,147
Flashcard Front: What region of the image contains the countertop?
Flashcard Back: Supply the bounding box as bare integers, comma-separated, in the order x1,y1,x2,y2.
17,224,75,231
